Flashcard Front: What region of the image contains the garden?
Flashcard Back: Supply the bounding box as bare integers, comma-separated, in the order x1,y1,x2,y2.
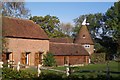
1,61,120,80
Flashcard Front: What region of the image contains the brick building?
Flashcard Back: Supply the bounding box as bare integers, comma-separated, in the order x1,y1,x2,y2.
2,17,94,66
2,17,49,66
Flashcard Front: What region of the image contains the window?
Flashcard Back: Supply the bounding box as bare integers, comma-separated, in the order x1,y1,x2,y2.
84,44,90,48
26,53,29,65
83,35,85,38
21,52,30,65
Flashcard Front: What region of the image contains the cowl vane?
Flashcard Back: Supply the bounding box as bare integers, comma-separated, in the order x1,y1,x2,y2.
82,18,89,26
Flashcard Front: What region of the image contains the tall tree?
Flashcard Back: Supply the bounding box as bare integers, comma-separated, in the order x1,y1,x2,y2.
30,15,68,38
1,1,30,18
73,13,109,39
60,22,73,36
105,1,120,55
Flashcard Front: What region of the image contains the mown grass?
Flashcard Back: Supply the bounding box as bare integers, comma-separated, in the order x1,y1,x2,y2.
50,61,120,77
0,68,2,77
52,61,119,71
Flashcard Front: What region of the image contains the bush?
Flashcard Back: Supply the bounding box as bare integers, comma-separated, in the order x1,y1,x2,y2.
2,68,37,80
43,52,56,67
91,53,106,64
2,67,120,80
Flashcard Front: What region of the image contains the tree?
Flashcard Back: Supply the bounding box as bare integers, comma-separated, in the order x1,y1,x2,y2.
30,15,68,38
1,1,30,18
60,22,73,36
105,1,120,56
43,52,56,67
73,13,108,39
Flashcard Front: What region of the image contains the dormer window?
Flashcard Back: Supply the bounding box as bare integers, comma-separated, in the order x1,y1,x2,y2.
83,35,85,38
84,44,90,48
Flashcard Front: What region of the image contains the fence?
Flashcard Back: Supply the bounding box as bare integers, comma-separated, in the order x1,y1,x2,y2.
1,60,120,79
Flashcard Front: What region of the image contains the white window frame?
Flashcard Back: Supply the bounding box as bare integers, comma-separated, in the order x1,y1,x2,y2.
84,44,90,48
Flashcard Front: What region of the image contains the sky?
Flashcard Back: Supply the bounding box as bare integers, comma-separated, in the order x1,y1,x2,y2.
25,2,114,24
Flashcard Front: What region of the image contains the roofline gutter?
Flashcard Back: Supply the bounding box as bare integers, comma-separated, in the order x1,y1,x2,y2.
3,36,49,40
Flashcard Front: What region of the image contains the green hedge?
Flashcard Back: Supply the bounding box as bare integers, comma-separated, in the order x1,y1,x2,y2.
91,53,106,64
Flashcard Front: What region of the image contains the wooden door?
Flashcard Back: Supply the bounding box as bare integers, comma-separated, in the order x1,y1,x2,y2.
21,52,26,64
64,56,69,65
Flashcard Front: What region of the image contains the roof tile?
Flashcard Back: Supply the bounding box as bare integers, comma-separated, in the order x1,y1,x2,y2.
2,17,48,40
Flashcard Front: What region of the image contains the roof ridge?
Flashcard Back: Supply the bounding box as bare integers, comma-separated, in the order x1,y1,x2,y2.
2,16,34,23
50,42,82,46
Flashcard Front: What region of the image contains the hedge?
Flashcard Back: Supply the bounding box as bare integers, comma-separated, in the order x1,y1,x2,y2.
91,53,106,64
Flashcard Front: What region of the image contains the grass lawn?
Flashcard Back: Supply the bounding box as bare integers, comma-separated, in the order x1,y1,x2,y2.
50,61,119,77
73,61,119,71
52,61,119,71
0,68,2,77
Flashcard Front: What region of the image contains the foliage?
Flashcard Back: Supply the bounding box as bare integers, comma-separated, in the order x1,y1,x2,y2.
43,52,56,67
2,1,31,18
73,13,106,38
30,15,68,38
94,43,106,53
2,67,120,80
2,61,119,80
60,22,74,36
105,2,120,55
95,36,118,60
91,53,106,63
2,68,37,80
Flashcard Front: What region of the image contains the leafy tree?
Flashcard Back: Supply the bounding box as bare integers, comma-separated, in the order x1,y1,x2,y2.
73,13,108,39
43,52,56,67
1,1,30,18
30,15,68,38
95,36,118,60
105,1,120,55
94,43,106,53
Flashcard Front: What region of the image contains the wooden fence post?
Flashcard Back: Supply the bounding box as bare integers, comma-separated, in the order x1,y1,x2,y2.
106,61,110,80
66,64,70,76
17,61,20,72
7,60,10,68
0,61,3,68
38,64,42,77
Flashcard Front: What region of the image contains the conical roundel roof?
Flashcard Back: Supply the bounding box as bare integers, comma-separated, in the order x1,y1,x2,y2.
74,25,94,44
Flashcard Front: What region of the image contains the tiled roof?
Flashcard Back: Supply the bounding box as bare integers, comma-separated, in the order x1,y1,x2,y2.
2,17,48,40
50,42,89,56
74,25,94,44
50,38,73,43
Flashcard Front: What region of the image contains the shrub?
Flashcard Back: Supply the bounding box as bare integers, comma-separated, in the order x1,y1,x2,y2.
2,68,37,80
91,53,106,64
43,52,56,67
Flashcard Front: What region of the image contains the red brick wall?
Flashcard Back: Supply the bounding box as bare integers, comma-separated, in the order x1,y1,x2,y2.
54,56,64,65
6,38,49,66
54,55,89,66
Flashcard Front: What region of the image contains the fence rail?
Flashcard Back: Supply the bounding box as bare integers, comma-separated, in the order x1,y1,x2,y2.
73,70,120,74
